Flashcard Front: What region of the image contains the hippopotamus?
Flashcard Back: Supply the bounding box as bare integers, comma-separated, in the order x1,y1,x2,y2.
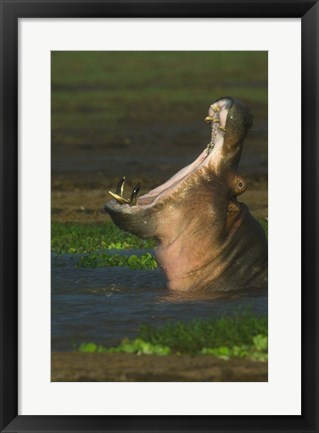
105,97,267,292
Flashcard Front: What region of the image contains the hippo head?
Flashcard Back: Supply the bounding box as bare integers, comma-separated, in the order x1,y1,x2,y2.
105,97,267,292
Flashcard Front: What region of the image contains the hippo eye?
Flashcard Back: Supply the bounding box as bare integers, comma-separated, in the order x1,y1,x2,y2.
235,180,246,192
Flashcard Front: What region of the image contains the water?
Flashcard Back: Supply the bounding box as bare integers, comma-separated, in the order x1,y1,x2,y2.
52,251,267,351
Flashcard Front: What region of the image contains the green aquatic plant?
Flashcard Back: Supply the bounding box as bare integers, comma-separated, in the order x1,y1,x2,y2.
201,334,268,361
138,313,268,354
108,339,171,356
78,342,107,353
78,339,171,356
76,252,157,270
76,314,268,361
51,222,156,254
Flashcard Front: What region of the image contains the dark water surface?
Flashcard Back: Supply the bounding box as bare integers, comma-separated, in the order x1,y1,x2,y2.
52,251,267,352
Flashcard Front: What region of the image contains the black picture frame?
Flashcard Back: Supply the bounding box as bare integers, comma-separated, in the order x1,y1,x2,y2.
1,1,318,432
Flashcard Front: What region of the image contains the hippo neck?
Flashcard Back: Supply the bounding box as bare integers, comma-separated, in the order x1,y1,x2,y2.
155,202,267,292
153,190,229,291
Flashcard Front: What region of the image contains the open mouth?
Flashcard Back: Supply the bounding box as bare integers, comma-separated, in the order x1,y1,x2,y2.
106,97,233,211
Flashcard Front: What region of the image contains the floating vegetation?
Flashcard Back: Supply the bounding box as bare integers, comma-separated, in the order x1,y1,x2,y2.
76,252,157,270
76,314,268,361
51,222,156,254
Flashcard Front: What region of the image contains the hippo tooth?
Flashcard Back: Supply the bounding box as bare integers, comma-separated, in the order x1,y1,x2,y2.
130,182,141,206
211,104,221,112
116,176,126,197
212,118,220,123
218,126,226,132
108,191,130,205
204,116,214,123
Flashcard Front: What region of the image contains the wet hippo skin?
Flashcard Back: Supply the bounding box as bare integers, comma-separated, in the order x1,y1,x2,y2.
105,97,268,292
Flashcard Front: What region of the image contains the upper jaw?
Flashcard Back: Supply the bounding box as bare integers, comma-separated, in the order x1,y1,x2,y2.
205,96,233,124
204,97,233,155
